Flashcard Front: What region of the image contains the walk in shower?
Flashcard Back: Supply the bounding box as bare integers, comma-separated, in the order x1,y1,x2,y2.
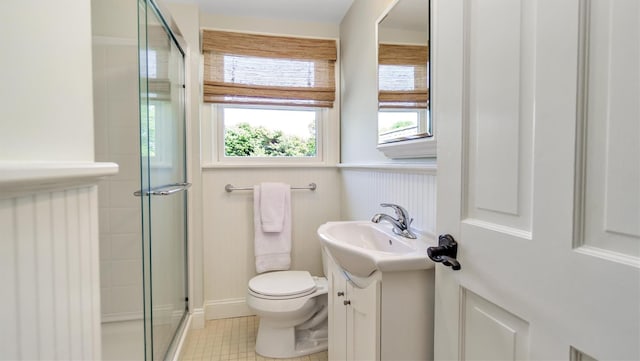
93,0,188,359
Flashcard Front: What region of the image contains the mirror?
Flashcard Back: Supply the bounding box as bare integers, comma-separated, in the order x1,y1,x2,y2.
377,0,431,148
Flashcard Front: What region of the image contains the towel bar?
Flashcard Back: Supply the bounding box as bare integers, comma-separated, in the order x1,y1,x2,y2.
134,182,192,196
225,183,317,192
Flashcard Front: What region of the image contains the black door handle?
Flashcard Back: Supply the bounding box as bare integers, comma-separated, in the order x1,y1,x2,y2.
427,234,461,270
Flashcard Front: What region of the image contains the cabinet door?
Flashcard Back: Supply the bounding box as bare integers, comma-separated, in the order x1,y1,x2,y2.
347,280,380,361
328,264,347,361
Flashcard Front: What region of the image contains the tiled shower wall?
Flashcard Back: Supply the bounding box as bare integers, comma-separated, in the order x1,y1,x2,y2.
93,38,143,321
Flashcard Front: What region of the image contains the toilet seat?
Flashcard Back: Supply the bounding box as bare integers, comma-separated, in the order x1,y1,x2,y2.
249,271,317,299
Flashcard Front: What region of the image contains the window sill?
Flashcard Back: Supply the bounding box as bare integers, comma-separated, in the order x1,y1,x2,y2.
377,136,437,159
202,162,338,169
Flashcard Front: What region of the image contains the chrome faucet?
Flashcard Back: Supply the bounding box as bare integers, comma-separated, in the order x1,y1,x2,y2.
371,203,417,239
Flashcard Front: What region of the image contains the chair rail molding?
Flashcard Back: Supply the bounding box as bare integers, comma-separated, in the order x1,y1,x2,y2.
0,161,118,199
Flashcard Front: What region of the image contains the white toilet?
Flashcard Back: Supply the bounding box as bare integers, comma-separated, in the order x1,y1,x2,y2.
246,251,329,358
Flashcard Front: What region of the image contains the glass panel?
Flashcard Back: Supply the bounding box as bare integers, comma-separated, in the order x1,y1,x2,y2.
138,1,153,359
140,1,188,359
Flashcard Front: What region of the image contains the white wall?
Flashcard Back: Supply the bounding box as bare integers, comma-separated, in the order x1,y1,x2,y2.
338,0,438,232
202,167,341,318
0,0,95,162
1,1,104,359
339,0,392,164
198,13,343,319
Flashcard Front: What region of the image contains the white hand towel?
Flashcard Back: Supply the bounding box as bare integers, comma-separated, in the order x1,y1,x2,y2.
260,182,289,232
254,183,291,273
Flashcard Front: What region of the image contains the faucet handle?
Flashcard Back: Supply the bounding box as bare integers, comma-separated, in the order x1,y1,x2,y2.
380,203,410,222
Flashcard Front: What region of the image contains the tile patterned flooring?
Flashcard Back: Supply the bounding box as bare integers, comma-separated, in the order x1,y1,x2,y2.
180,316,328,361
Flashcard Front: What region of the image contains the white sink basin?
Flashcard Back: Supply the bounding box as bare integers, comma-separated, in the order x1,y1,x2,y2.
317,221,435,277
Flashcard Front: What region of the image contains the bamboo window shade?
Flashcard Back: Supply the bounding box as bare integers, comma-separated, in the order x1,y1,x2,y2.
202,30,337,108
145,25,172,101
378,43,429,109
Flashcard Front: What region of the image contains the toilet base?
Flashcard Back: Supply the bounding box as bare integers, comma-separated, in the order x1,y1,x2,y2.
255,318,328,358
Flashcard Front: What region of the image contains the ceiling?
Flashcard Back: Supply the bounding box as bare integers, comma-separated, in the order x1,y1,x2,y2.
379,0,429,32
164,0,355,24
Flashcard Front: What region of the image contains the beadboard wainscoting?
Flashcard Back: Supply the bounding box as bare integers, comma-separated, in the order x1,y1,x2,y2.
201,167,341,320
0,162,117,360
339,164,437,237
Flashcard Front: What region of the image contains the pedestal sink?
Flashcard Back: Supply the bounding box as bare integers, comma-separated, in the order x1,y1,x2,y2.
317,221,435,277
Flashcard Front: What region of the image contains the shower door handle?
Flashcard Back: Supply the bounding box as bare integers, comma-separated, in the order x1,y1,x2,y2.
134,182,192,197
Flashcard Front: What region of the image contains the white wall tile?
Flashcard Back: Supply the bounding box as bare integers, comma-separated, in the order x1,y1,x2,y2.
111,233,142,260
109,180,139,208
101,288,111,315
109,208,141,235
99,208,110,234
99,234,111,260
109,286,143,314
110,260,142,287
101,261,112,288
109,155,140,181
108,126,139,156
93,40,143,320
97,179,110,206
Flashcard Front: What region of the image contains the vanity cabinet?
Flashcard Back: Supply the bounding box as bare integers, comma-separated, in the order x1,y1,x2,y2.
326,253,435,361
328,259,380,361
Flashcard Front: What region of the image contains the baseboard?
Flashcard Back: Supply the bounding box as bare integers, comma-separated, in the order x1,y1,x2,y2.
204,298,254,320
190,308,205,329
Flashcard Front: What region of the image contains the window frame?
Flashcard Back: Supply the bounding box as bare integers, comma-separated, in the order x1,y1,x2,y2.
378,107,430,143
210,103,330,166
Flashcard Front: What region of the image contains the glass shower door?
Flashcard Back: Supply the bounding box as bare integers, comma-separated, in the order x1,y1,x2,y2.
138,1,188,359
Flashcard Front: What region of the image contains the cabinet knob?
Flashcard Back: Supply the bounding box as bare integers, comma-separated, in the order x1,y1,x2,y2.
343,300,351,306
337,291,344,297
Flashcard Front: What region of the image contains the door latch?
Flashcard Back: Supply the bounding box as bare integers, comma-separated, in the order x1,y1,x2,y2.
427,234,461,270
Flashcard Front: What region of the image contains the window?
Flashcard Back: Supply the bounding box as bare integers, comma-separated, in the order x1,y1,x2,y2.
142,101,176,166
379,110,419,142
201,30,337,162
221,106,318,158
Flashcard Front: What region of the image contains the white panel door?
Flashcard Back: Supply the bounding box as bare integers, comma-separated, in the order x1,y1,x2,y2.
433,0,640,359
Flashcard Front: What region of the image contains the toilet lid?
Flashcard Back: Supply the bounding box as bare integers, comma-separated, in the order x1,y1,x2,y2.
249,271,316,297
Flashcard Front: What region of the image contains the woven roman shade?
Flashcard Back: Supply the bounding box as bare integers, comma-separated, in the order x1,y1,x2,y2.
144,25,171,101
378,43,429,109
202,30,337,108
